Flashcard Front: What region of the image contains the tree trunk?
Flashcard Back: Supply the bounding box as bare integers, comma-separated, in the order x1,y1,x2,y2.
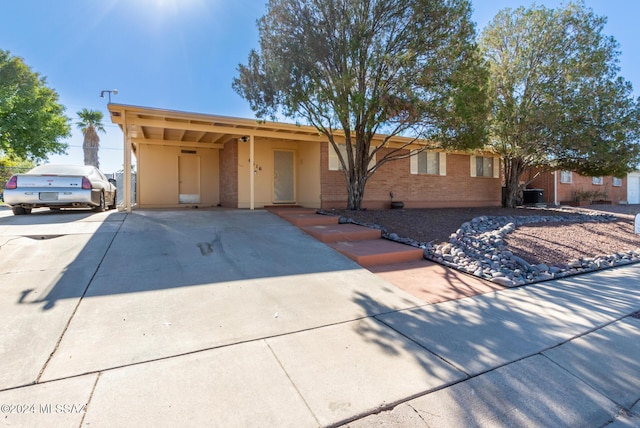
345,175,366,210
503,156,525,208
341,133,369,210
83,126,100,169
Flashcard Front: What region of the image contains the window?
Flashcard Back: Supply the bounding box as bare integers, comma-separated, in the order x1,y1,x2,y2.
475,156,494,177
470,155,499,178
410,150,446,176
417,152,439,174
328,142,375,171
613,177,623,187
560,171,572,184
333,143,349,171
592,176,603,185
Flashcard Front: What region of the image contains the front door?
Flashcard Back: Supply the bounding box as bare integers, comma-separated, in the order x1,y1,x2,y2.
179,155,200,204
273,150,295,203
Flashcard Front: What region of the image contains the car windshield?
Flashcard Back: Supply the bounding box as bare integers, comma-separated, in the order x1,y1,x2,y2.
28,165,94,176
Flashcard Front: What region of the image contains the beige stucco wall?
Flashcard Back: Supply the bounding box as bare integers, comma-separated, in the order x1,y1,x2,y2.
200,149,220,206
137,144,219,208
297,141,321,208
237,138,321,208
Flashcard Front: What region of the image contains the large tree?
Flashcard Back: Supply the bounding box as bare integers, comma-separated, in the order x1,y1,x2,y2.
234,0,488,210
480,2,640,208
76,108,105,169
0,50,70,161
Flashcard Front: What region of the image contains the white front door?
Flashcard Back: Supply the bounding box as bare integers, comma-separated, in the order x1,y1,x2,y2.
273,151,295,203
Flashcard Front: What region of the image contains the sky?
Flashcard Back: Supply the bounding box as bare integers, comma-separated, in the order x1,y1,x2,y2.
1,0,639,174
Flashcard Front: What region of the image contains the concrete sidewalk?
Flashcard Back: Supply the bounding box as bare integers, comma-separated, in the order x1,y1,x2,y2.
0,208,638,427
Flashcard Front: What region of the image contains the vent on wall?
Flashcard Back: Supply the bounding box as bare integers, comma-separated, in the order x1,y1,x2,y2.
181,149,197,154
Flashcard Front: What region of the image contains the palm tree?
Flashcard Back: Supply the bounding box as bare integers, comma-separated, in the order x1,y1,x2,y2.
76,108,105,168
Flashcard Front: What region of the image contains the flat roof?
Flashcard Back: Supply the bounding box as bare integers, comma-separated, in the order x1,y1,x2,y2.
107,103,435,150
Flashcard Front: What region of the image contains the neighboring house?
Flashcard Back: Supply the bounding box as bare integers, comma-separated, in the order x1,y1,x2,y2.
108,104,502,212
524,169,627,205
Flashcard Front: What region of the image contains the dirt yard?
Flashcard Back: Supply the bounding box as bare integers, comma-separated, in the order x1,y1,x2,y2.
332,205,640,267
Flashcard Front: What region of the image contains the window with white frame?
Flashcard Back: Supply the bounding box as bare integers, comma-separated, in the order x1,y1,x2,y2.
475,156,494,177
560,171,572,183
613,177,623,187
417,151,439,174
416,152,440,174
592,176,603,185
328,142,375,171
410,150,446,176
470,155,499,178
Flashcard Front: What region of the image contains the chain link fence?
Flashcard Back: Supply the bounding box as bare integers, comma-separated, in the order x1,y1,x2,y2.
114,171,136,205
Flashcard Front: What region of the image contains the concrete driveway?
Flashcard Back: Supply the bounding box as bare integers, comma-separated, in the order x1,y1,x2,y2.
1,207,639,427
0,207,433,426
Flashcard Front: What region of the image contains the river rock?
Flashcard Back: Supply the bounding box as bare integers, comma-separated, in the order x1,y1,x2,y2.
331,208,639,286
491,276,514,287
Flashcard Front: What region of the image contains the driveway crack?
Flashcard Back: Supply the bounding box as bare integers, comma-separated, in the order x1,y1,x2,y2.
0,236,23,252
78,372,102,428
264,340,321,427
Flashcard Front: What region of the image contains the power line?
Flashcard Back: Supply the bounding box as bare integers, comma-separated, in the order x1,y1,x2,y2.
64,144,123,151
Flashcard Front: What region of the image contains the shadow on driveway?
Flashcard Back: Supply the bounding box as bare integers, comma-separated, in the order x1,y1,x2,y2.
347,265,640,426
16,209,364,310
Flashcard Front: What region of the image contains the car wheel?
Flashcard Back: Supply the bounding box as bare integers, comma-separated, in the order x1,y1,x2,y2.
12,206,31,215
108,191,117,210
93,191,106,212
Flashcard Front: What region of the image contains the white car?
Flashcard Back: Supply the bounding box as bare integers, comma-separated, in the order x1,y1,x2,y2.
3,164,117,215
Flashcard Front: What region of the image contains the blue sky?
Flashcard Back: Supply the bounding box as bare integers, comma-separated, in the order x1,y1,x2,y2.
1,0,639,173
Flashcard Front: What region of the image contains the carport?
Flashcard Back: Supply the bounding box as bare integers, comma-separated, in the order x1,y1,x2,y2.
107,104,329,212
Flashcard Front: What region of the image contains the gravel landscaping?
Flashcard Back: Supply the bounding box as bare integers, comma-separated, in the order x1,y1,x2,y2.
323,204,640,286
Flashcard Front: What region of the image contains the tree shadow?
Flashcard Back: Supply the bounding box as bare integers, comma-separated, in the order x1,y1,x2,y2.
348,264,640,425
13,209,364,311
369,259,504,304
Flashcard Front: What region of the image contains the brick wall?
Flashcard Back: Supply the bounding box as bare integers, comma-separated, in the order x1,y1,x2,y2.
526,169,627,205
320,144,502,209
219,140,238,207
